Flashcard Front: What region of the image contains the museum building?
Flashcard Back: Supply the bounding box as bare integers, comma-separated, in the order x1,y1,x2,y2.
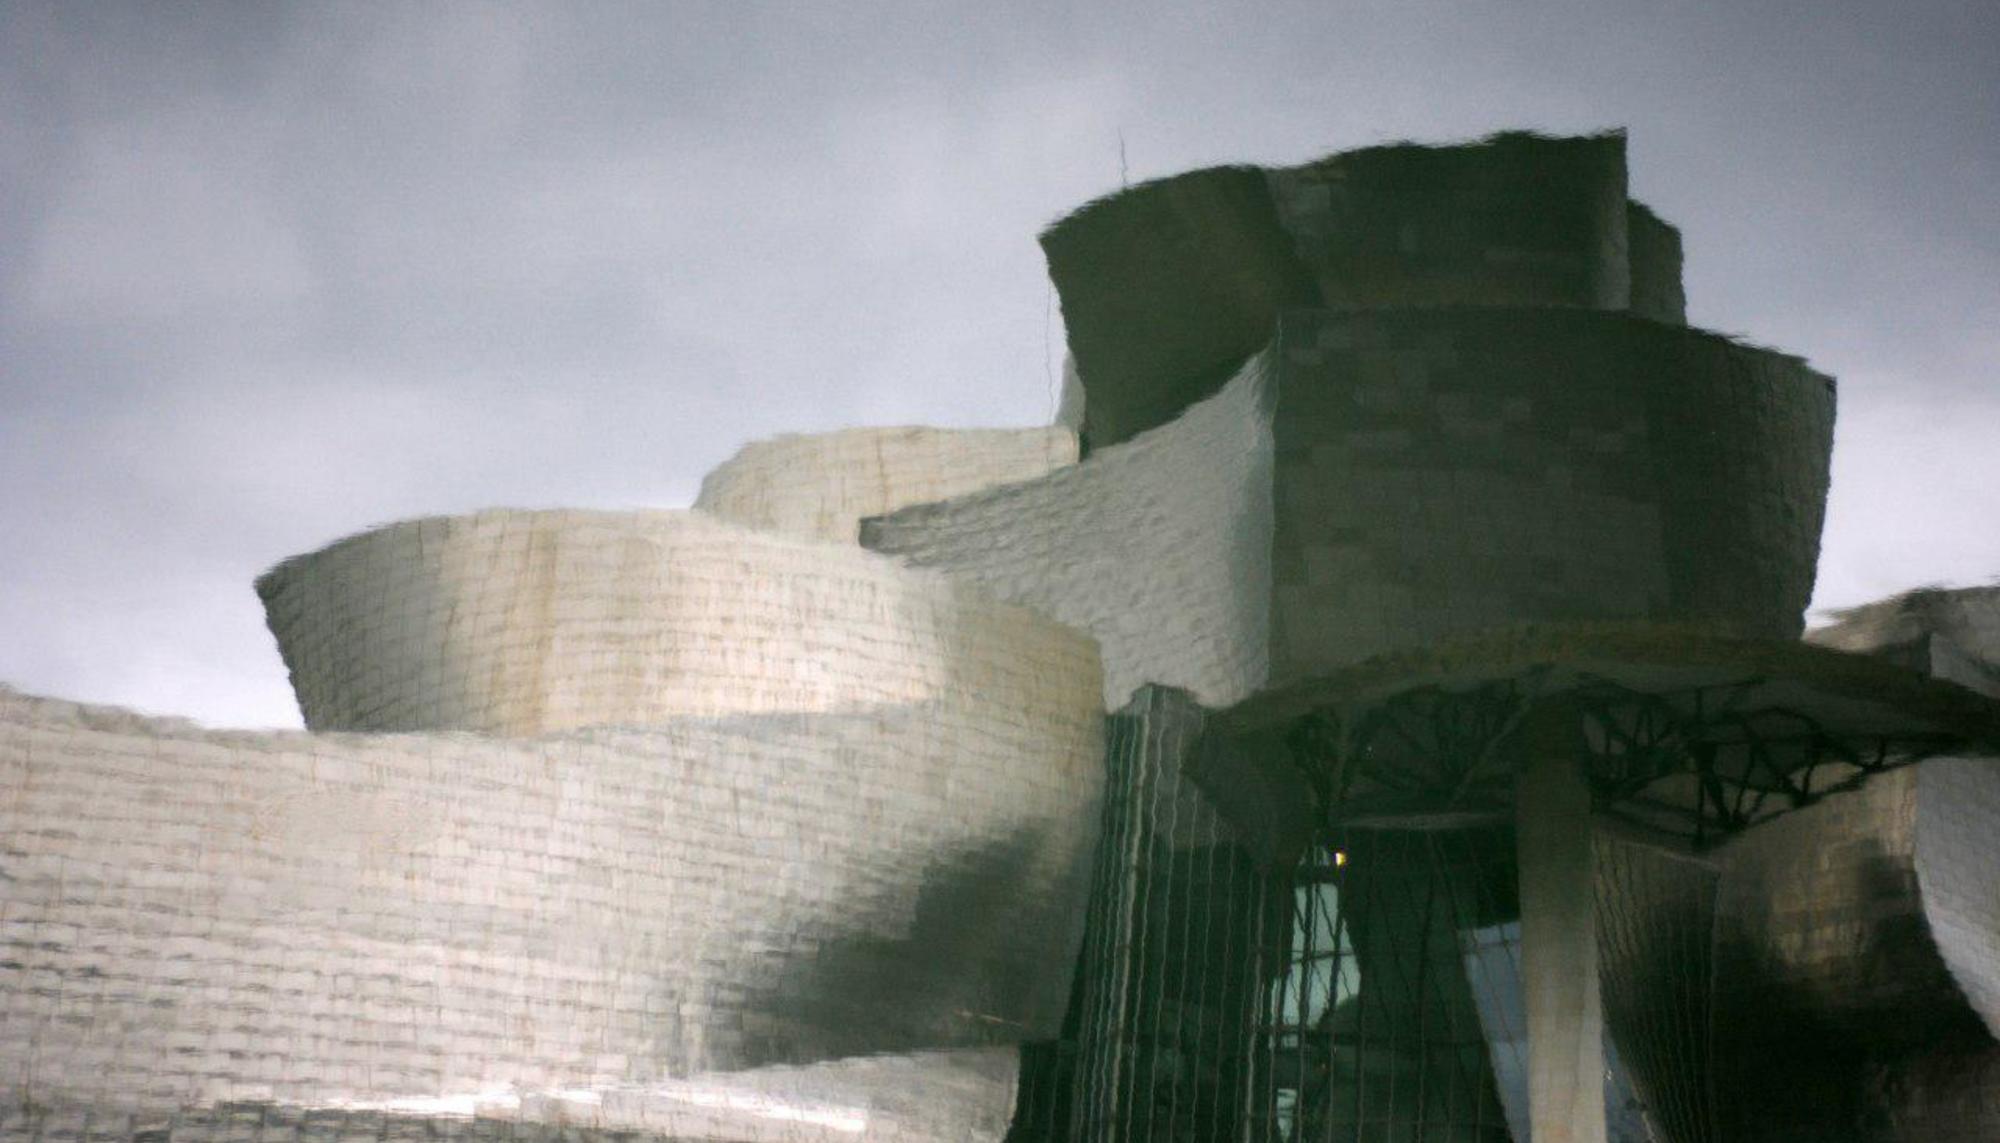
6,131,2000,1142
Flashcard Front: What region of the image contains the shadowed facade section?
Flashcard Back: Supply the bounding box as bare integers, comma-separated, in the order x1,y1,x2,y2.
1268,307,1835,680
1043,132,1684,451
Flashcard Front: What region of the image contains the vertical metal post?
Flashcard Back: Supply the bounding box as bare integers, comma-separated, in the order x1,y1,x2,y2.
1516,696,1607,1143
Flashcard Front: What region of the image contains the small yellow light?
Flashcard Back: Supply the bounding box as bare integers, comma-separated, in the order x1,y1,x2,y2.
1333,850,1348,867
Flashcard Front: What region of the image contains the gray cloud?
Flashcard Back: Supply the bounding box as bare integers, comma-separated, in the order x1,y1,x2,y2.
3,0,1995,726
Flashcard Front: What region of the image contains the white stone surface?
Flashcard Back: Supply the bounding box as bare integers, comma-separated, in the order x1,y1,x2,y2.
0,682,1102,1121
1803,584,2000,1040
4,1049,1019,1143
1809,585,2000,699
258,508,1097,736
695,426,1077,544
863,357,1274,709
1712,767,1939,1024
1053,356,1084,432
1915,756,2000,1040
3,1049,1020,1143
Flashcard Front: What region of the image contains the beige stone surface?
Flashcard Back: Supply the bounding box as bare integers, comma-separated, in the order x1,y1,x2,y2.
1809,585,2000,699
695,426,1076,544
3,1049,1021,1143
1269,308,1836,682
1915,756,2000,1040
1053,356,1085,432
1704,584,2000,1136
1712,769,1953,1034
0,683,1101,1120
258,508,1097,736
863,360,1274,709
1799,584,2000,1039
1045,132,1672,449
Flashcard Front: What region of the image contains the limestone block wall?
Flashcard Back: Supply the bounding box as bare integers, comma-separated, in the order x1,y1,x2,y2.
1716,771,1956,1038
1043,163,1316,452
1797,583,2000,1041
1626,200,1687,325
3,1048,1020,1143
694,426,1077,544
1042,131,1679,448
1268,307,1835,682
0,683,1102,1120
258,508,1097,736
1264,130,1631,312
1709,769,1991,1138
1915,756,2000,1039
861,359,1275,710
1703,585,2000,1138
1810,585,2000,698
1054,355,1085,431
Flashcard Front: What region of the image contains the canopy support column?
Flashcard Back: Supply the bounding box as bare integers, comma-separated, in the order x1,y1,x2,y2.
1517,697,1607,1143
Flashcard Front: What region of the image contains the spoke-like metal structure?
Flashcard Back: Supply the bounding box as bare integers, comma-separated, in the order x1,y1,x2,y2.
1275,673,1972,848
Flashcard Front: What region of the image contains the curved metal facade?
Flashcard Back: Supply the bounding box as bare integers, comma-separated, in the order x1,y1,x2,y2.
259,508,1098,736
1268,307,1836,679
696,425,1078,544
864,361,1275,710
0,679,1101,1127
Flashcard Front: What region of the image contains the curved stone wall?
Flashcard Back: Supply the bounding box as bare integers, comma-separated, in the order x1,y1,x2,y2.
694,425,1077,543
1043,163,1315,452
1264,131,1631,312
864,306,1832,705
5,1048,1019,1143
862,359,1274,710
1712,771,1955,1039
1704,586,2000,1137
1707,770,1981,1136
0,684,1101,1117
1268,307,1835,682
1810,585,2000,697
258,509,1097,736
1915,756,2000,1040
1626,200,1687,325
1043,132,1675,448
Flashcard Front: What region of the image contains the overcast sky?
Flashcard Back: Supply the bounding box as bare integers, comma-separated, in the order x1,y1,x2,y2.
3,0,1996,729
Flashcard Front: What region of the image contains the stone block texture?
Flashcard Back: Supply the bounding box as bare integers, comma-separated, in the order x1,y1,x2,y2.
1809,584,2000,699
1041,164,1316,451
1710,768,1991,1139
867,303,1836,708
1054,355,1085,431
1044,131,1680,448
862,360,1274,710
1699,584,2000,1139
1265,131,1630,312
0,683,1102,1126
1915,756,2000,1040
1269,307,1836,680
1626,201,1687,325
694,426,1077,544
258,509,1097,736
2,1048,1021,1143
1714,769,1963,1042
1805,584,2000,1037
